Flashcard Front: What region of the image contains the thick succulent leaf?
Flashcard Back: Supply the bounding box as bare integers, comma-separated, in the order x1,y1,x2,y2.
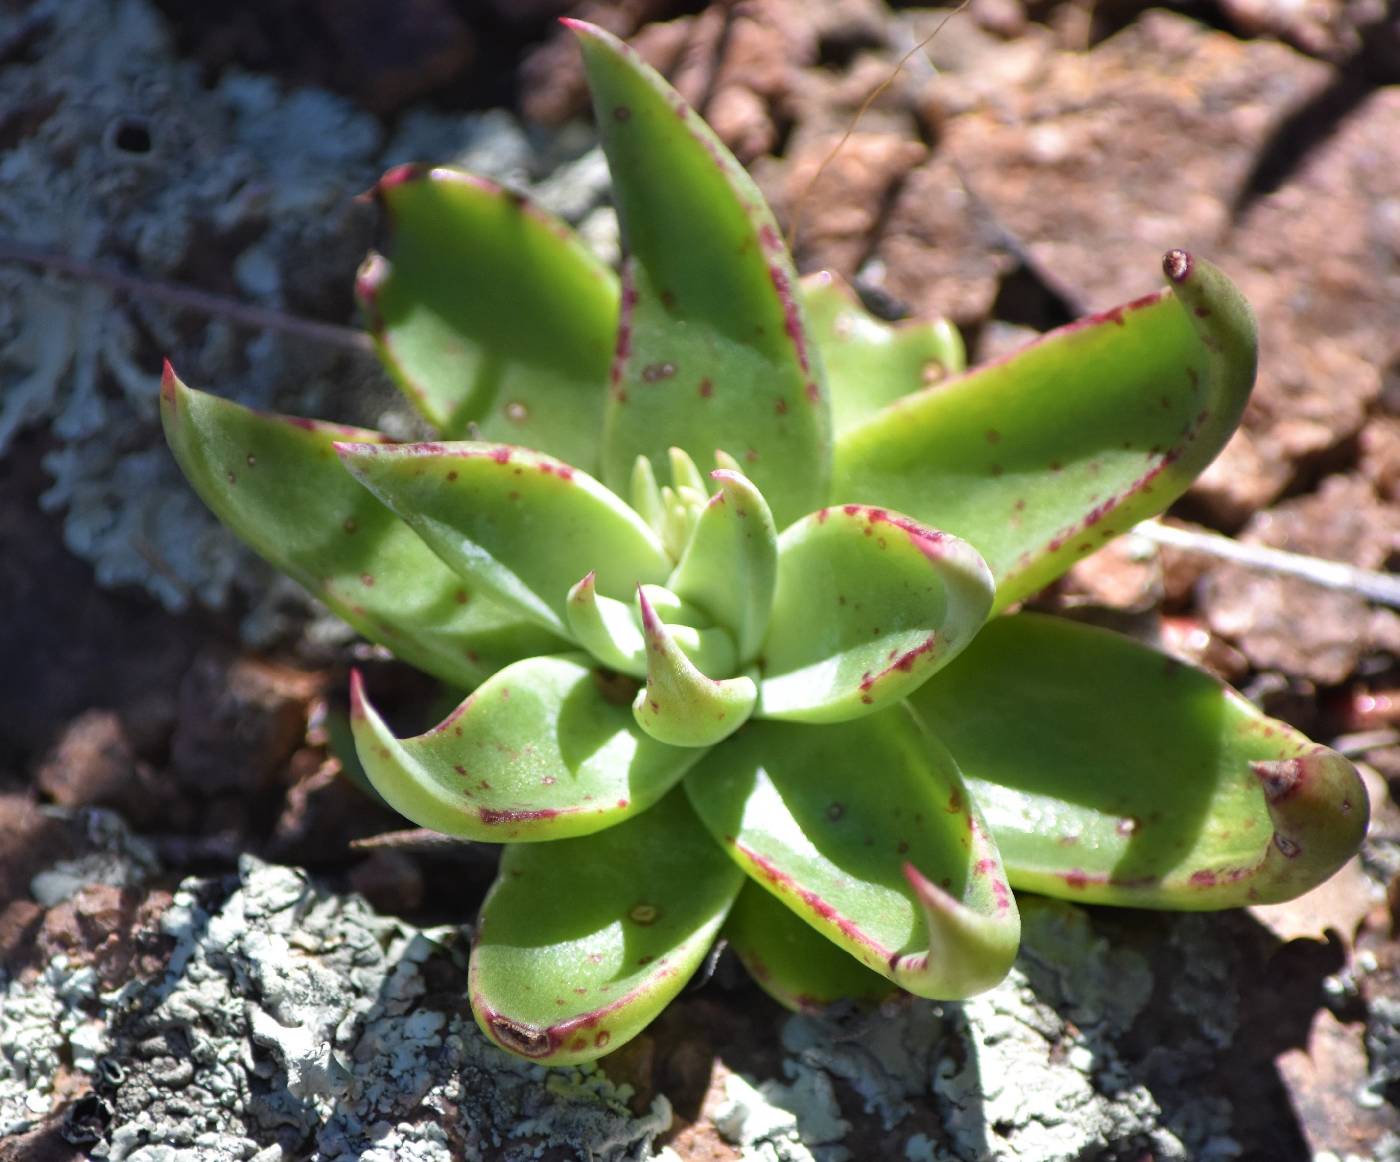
336,441,671,635
349,655,697,841
632,591,756,747
470,786,744,1065
566,20,831,529
566,572,648,677
668,470,778,665
160,368,560,686
908,613,1369,907
801,270,964,437
756,506,994,723
686,711,1020,999
358,166,617,469
833,252,1258,611
725,882,897,1013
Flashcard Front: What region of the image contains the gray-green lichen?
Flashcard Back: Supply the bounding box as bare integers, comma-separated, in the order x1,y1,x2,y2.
715,898,1245,1162
0,0,610,627
1,839,1265,1161
93,857,669,1161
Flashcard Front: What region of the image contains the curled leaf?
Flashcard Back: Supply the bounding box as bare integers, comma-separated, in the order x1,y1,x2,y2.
909,613,1368,907
632,590,755,747
160,368,560,686
686,711,1020,999
470,787,743,1065
336,441,670,635
757,506,993,723
350,655,697,841
833,252,1258,611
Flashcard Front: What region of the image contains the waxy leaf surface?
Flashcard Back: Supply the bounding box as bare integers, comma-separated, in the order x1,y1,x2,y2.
336,442,671,635
801,270,964,437
359,167,617,470
568,21,831,528
160,370,559,687
668,470,778,664
350,656,697,841
909,613,1368,907
632,590,755,747
833,253,1258,610
686,712,1019,998
470,787,743,1065
757,506,994,723
724,882,896,1013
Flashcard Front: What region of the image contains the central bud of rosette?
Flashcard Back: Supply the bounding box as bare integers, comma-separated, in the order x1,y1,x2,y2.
333,439,995,844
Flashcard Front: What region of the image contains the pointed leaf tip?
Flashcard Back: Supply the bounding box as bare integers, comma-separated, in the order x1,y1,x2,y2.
161,379,557,687
348,667,367,719
910,614,1366,910
897,859,1019,999
576,15,831,526
633,588,755,747
160,360,178,404
1247,750,1369,900
1163,248,1192,283
686,713,1018,1003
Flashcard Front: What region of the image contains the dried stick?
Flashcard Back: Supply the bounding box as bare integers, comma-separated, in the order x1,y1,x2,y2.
1134,519,1400,609
0,237,372,353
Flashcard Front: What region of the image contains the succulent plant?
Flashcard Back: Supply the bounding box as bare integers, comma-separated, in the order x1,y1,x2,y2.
162,21,1368,1066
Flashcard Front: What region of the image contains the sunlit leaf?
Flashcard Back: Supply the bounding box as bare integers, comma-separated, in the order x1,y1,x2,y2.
834,253,1257,610
909,613,1369,907
470,786,743,1064
359,167,617,470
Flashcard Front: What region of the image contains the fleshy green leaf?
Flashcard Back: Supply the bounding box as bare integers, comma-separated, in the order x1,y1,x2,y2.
725,882,897,1013
160,368,560,686
756,506,994,723
686,711,1020,999
833,252,1258,611
632,590,756,747
336,441,671,635
565,571,648,677
470,786,744,1065
566,20,831,528
358,166,617,469
668,470,778,665
801,270,964,437
908,613,1369,907
349,655,697,841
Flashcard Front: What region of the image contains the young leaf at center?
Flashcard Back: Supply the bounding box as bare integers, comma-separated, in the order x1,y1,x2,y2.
756,506,994,723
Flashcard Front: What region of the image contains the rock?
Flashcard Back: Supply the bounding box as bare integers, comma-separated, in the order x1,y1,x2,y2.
34,712,162,831
169,651,321,797
1216,86,1400,509
932,12,1332,309
1198,475,1400,685
777,132,928,278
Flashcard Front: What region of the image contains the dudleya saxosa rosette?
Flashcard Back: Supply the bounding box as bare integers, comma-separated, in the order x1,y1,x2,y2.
162,20,1368,1065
